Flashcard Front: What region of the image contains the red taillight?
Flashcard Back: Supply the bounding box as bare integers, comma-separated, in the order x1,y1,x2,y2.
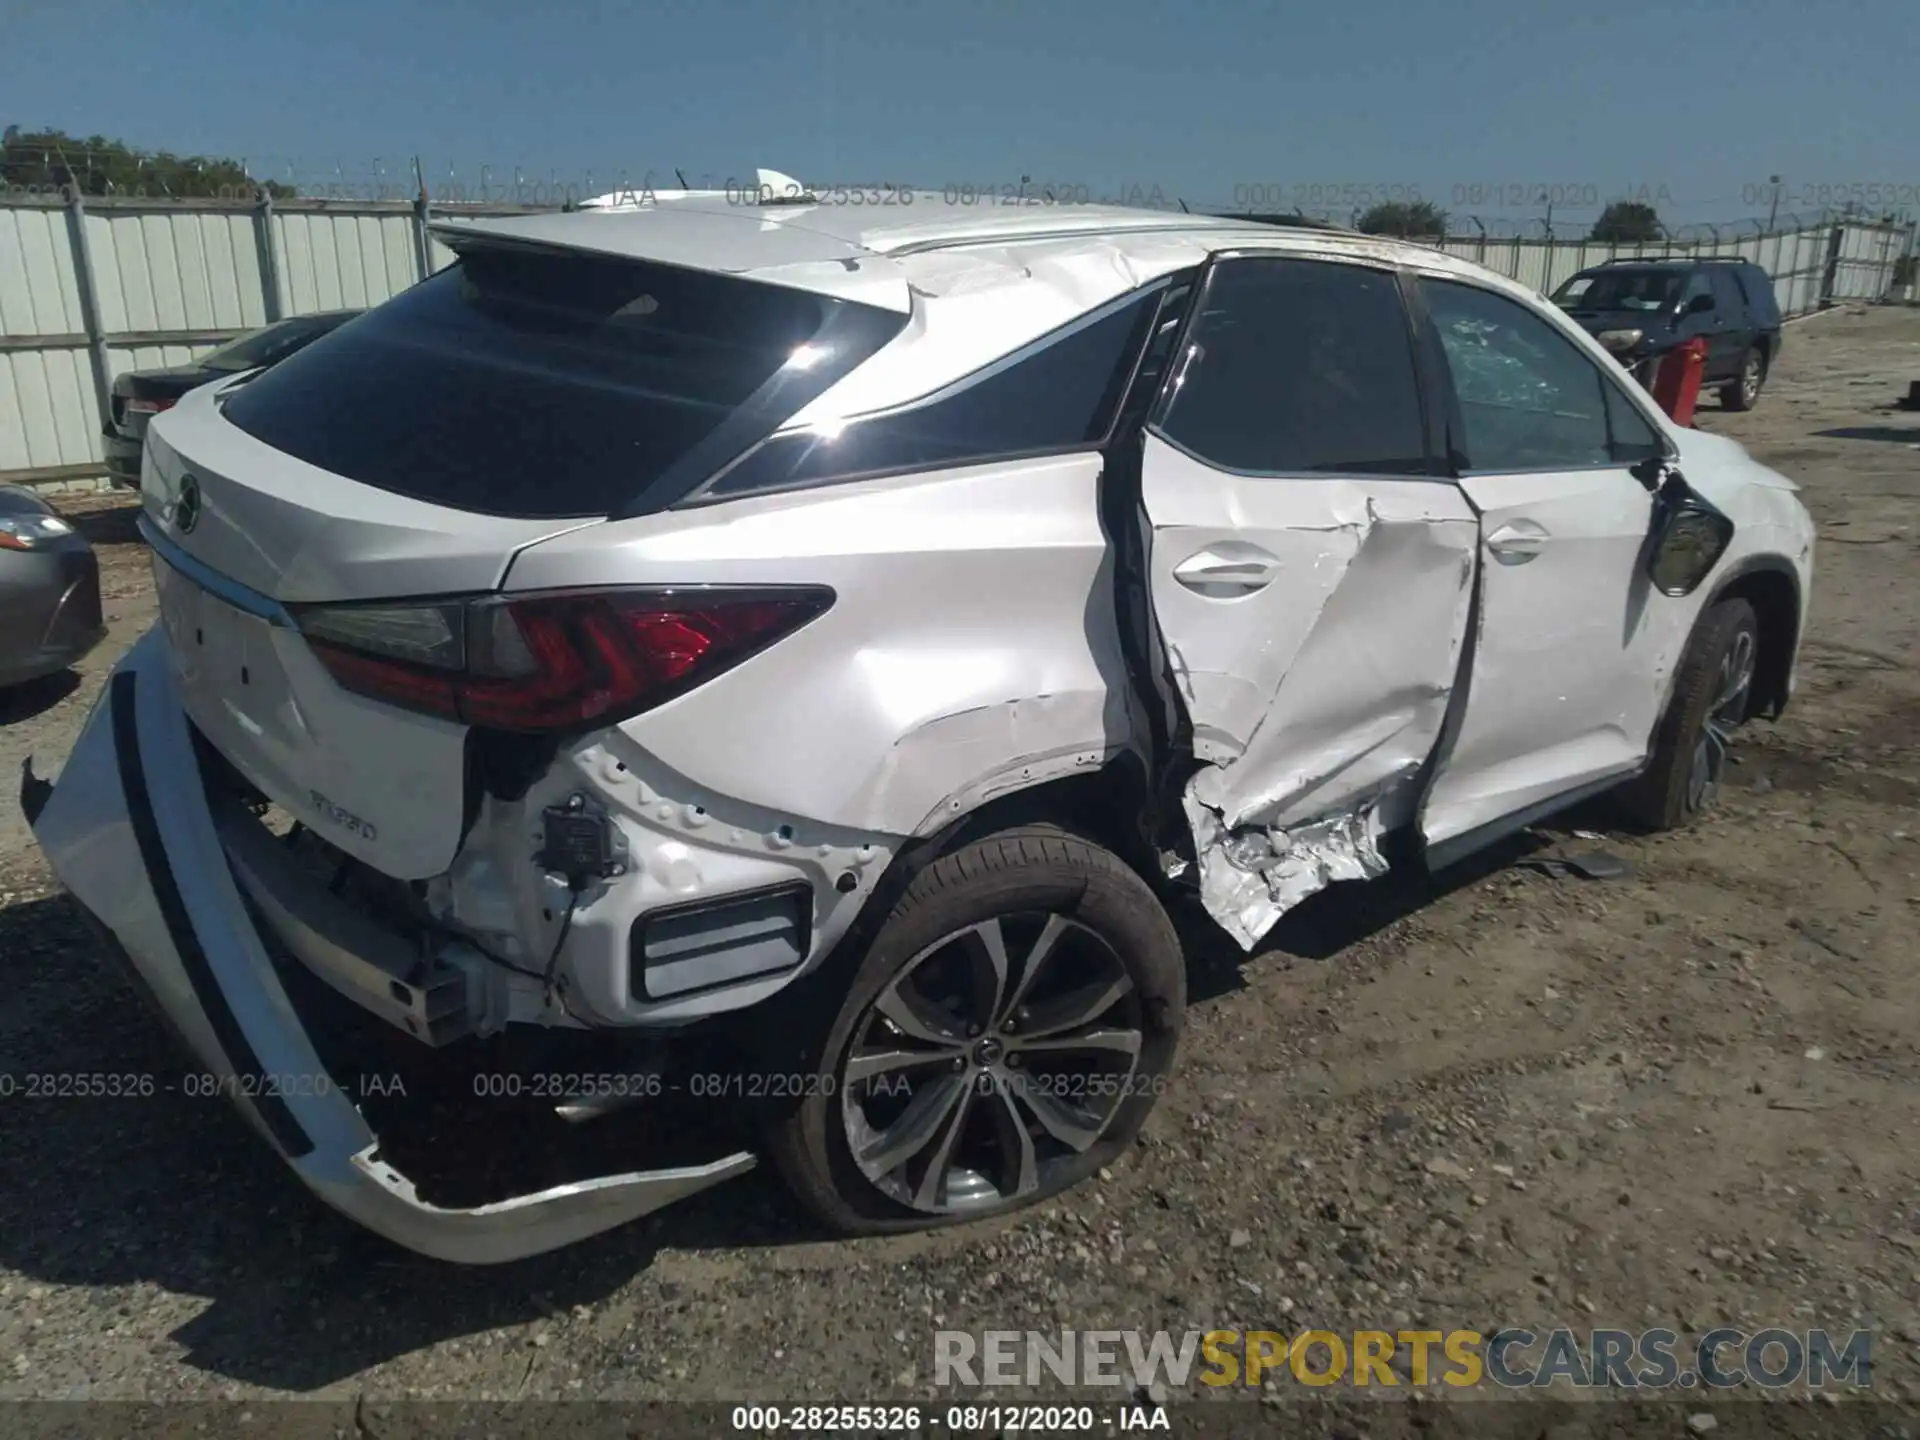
126,396,177,415
295,588,832,733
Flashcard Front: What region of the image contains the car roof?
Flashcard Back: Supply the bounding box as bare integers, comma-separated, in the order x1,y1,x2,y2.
428,193,1544,424
431,193,1504,303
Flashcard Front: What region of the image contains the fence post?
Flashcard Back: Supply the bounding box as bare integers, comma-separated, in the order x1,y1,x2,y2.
61,184,114,441
410,155,433,283
253,186,284,323
1819,222,1844,309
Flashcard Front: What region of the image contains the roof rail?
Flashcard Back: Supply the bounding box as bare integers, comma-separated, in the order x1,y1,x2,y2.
1211,210,1358,234
1593,254,1752,267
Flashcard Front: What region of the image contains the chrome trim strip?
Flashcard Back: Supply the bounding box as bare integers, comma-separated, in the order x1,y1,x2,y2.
138,513,295,628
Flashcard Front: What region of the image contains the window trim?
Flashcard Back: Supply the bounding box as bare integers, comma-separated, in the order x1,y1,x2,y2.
1141,251,1452,484
1415,273,1676,479
678,279,1170,505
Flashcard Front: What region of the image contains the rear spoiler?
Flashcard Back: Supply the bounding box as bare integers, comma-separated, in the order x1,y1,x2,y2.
426,210,913,312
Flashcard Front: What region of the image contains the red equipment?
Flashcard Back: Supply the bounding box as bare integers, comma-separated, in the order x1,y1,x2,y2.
1651,337,1709,426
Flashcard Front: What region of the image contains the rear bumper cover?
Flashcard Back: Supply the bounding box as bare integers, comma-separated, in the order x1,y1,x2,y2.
104,429,143,488
24,629,755,1263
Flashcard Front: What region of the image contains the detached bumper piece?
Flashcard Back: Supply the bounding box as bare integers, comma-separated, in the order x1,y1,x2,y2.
25,631,755,1263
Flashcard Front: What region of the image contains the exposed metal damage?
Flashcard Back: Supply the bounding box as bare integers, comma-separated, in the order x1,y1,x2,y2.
1181,794,1391,950
1148,463,1481,949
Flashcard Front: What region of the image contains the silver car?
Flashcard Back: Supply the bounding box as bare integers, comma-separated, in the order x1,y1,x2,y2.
24,193,1815,1262
0,485,104,688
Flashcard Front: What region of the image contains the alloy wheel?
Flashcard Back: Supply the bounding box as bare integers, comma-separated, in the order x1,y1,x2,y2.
839,911,1143,1215
1687,627,1756,812
1741,353,1762,406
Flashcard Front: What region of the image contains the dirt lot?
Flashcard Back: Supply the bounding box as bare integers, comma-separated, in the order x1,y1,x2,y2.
1,308,1917,1426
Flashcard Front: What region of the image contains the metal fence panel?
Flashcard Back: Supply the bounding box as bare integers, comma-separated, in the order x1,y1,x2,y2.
1,195,1914,488
0,347,98,471
272,210,421,315
84,207,268,335
0,205,86,338
1831,222,1903,300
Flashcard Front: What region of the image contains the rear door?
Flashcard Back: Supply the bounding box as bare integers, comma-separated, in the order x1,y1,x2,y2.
1135,253,1479,947
1674,268,1736,380
1708,266,1755,368
1411,275,1688,857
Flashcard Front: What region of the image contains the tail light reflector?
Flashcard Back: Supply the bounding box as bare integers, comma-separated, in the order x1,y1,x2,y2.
126,396,177,415
294,587,832,733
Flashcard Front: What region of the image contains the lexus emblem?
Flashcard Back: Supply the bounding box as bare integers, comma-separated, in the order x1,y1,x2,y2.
174,473,202,535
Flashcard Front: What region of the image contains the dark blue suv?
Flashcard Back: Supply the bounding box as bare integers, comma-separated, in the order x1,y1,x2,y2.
1551,258,1783,410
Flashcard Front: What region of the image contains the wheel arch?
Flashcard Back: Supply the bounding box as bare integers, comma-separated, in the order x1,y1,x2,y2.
1704,555,1800,720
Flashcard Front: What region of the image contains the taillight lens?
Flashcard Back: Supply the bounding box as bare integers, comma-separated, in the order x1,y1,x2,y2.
294,587,832,733
126,396,177,415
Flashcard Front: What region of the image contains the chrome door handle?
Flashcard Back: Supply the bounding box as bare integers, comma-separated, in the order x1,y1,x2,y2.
1172,543,1281,595
1486,522,1549,563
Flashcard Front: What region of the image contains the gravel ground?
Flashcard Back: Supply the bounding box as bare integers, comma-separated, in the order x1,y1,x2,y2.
1,308,1917,1430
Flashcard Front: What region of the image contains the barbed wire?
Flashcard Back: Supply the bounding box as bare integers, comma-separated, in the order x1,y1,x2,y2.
1,145,1914,240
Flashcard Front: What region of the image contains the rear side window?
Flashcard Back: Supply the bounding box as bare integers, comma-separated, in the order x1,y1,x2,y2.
1153,257,1430,477
221,245,905,519
703,288,1160,498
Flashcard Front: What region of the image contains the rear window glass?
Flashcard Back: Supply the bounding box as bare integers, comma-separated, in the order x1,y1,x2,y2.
704,289,1159,498
1551,268,1683,312
221,245,905,518
199,312,356,374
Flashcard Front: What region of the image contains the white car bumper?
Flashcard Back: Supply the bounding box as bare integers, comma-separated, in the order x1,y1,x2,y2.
21,628,755,1264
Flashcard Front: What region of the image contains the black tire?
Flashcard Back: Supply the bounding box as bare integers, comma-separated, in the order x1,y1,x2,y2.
1720,346,1766,411
1616,597,1758,831
767,823,1184,1235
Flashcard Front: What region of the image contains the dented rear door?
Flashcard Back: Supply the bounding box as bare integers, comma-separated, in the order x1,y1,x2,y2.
1137,255,1478,948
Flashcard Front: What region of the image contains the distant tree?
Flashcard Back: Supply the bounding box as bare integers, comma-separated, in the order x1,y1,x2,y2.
1591,201,1664,243
1356,199,1448,239
0,127,292,198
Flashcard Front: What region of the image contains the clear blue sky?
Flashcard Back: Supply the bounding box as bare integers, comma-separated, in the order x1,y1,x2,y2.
5,0,1915,225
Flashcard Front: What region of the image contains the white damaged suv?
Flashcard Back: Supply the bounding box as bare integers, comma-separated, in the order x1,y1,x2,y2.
22,193,1815,1261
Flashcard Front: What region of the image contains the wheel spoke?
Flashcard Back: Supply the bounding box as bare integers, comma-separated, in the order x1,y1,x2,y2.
845,1046,965,1082
911,1080,978,1209
998,914,1074,1024
874,975,965,1046
857,1070,968,1178
961,919,1012,1025
987,1077,1040,1198
1010,1026,1143,1058
1715,633,1755,719
1017,972,1134,1039
1016,1085,1107,1152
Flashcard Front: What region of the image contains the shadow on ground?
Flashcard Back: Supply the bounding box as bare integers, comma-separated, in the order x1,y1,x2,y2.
0,890,813,1390
0,671,80,727
64,503,145,549
1813,425,1920,445
0,806,1603,1388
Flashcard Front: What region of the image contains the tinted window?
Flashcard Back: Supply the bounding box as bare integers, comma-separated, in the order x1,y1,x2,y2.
223,246,905,518
1680,270,1714,308
1553,268,1683,312
1708,267,1746,313
704,289,1158,497
1740,266,1780,323
1155,258,1428,476
1425,279,1619,471
1602,374,1665,464
201,313,356,374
